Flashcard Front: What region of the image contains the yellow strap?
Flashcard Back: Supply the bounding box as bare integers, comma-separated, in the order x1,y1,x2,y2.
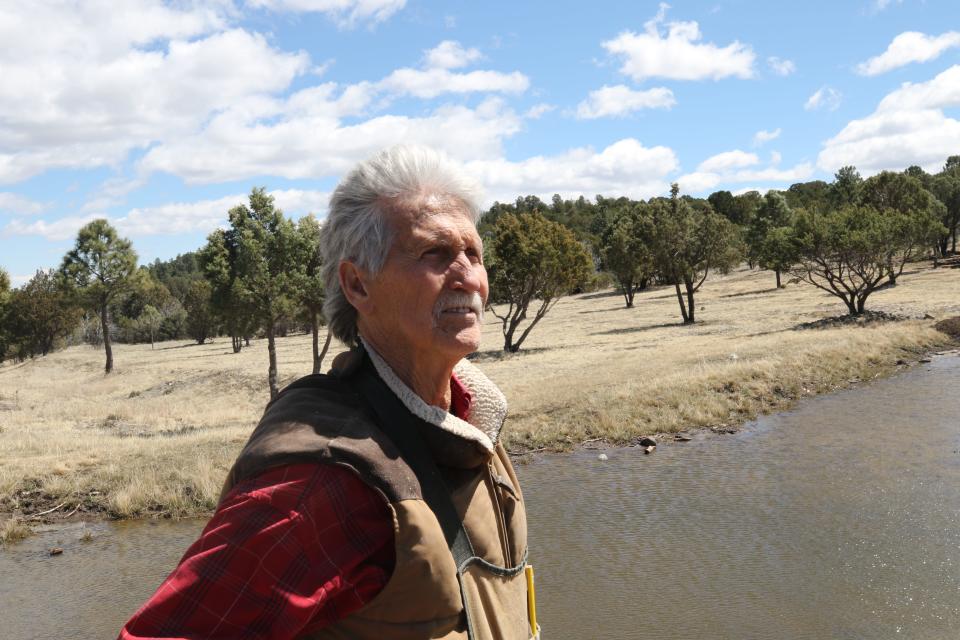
525,565,538,635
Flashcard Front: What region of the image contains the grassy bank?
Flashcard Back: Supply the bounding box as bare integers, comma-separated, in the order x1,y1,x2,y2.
2,261,959,537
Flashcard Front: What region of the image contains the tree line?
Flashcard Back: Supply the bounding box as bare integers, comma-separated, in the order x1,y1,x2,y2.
1,156,957,395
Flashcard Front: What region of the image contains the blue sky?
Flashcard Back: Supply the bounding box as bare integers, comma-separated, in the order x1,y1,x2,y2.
2,0,960,285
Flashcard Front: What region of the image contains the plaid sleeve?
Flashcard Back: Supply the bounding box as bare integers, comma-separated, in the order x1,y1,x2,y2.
118,462,395,640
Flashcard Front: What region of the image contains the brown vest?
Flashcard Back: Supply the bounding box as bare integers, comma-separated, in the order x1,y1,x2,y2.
221,349,534,640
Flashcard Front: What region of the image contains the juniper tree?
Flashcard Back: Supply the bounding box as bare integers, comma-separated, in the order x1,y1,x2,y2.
650,185,742,324
599,202,653,308
487,211,592,352
790,205,944,316
297,214,331,374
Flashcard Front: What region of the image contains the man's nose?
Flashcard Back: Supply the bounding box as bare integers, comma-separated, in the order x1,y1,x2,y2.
449,252,482,292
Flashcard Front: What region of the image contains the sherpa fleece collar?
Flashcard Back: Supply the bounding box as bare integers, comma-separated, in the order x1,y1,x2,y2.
360,337,508,454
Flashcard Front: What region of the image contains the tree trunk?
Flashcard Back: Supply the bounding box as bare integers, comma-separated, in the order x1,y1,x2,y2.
267,324,278,400
100,304,113,373
311,314,332,374
775,269,781,289
231,334,242,353
845,297,858,316
685,281,696,324
317,328,332,373
674,283,689,323
311,313,320,374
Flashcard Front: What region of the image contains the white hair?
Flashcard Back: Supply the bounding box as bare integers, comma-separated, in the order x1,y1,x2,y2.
321,145,484,345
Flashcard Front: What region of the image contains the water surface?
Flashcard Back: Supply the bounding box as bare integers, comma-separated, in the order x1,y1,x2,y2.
2,354,958,639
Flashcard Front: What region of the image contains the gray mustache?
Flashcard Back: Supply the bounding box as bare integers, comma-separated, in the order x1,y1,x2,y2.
433,291,484,323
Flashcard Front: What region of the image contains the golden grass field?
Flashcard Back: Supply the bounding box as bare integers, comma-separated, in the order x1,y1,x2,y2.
1,261,959,538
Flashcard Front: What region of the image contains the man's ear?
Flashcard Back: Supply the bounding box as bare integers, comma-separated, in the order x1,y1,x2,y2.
339,260,373,313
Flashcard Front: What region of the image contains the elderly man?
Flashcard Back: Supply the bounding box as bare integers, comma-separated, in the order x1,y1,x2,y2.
119,146,537,640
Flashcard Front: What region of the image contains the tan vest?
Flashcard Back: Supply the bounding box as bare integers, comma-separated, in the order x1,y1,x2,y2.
221,347,535,640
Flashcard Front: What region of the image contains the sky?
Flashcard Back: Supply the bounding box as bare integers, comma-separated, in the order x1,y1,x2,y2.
2,0,960,286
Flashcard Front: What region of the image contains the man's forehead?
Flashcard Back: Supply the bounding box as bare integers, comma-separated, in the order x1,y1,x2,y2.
385,193,476,230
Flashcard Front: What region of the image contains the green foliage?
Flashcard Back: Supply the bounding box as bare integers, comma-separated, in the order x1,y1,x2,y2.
599,202,653,307
482,194,603,257
0,268,9,361
649,185,743,323
790,204,945,316
747,192,798,286
3,269,82,361
708,189,760,226
182,279,216,344
296,214,331,373
199,229,259,352
831,166,863,208
931,161,960,255
487,211,593,352
201,187,311,397
60,219,138,373
785,180,831,212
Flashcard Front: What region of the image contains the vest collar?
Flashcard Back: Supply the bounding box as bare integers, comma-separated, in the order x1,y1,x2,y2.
359,338,508,457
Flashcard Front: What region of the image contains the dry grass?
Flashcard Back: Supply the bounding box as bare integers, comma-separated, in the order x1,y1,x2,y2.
1,261,958,524
1,516,31,544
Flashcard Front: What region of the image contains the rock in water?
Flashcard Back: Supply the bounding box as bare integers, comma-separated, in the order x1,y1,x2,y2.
49,547,63,556
639,436,658,447
597,453,608,461
643,445,656,455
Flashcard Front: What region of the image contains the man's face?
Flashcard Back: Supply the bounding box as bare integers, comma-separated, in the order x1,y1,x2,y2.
360,195,488,364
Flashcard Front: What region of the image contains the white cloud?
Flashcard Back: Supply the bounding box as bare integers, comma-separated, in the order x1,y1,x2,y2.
424,40,482,69
467,138,679,203
767,56,796,76
3,189,330,240
602,3,755,81
138,96,524,184
575,85,676,119
753,128,782,146
524,103,555,119
378,67,529,99
679,149,812,194
0,2,310,184
0,192,48,216
805,86,842,111
857,31,960,76
872,0,904,12
818,65,960,174
697,150,759,173
271,189,332,216
3,214,103,242
0,3,530,191
9,274,31,288
245,0,406,27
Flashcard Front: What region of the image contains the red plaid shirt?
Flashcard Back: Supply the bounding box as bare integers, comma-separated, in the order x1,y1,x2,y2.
119,375,472,639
